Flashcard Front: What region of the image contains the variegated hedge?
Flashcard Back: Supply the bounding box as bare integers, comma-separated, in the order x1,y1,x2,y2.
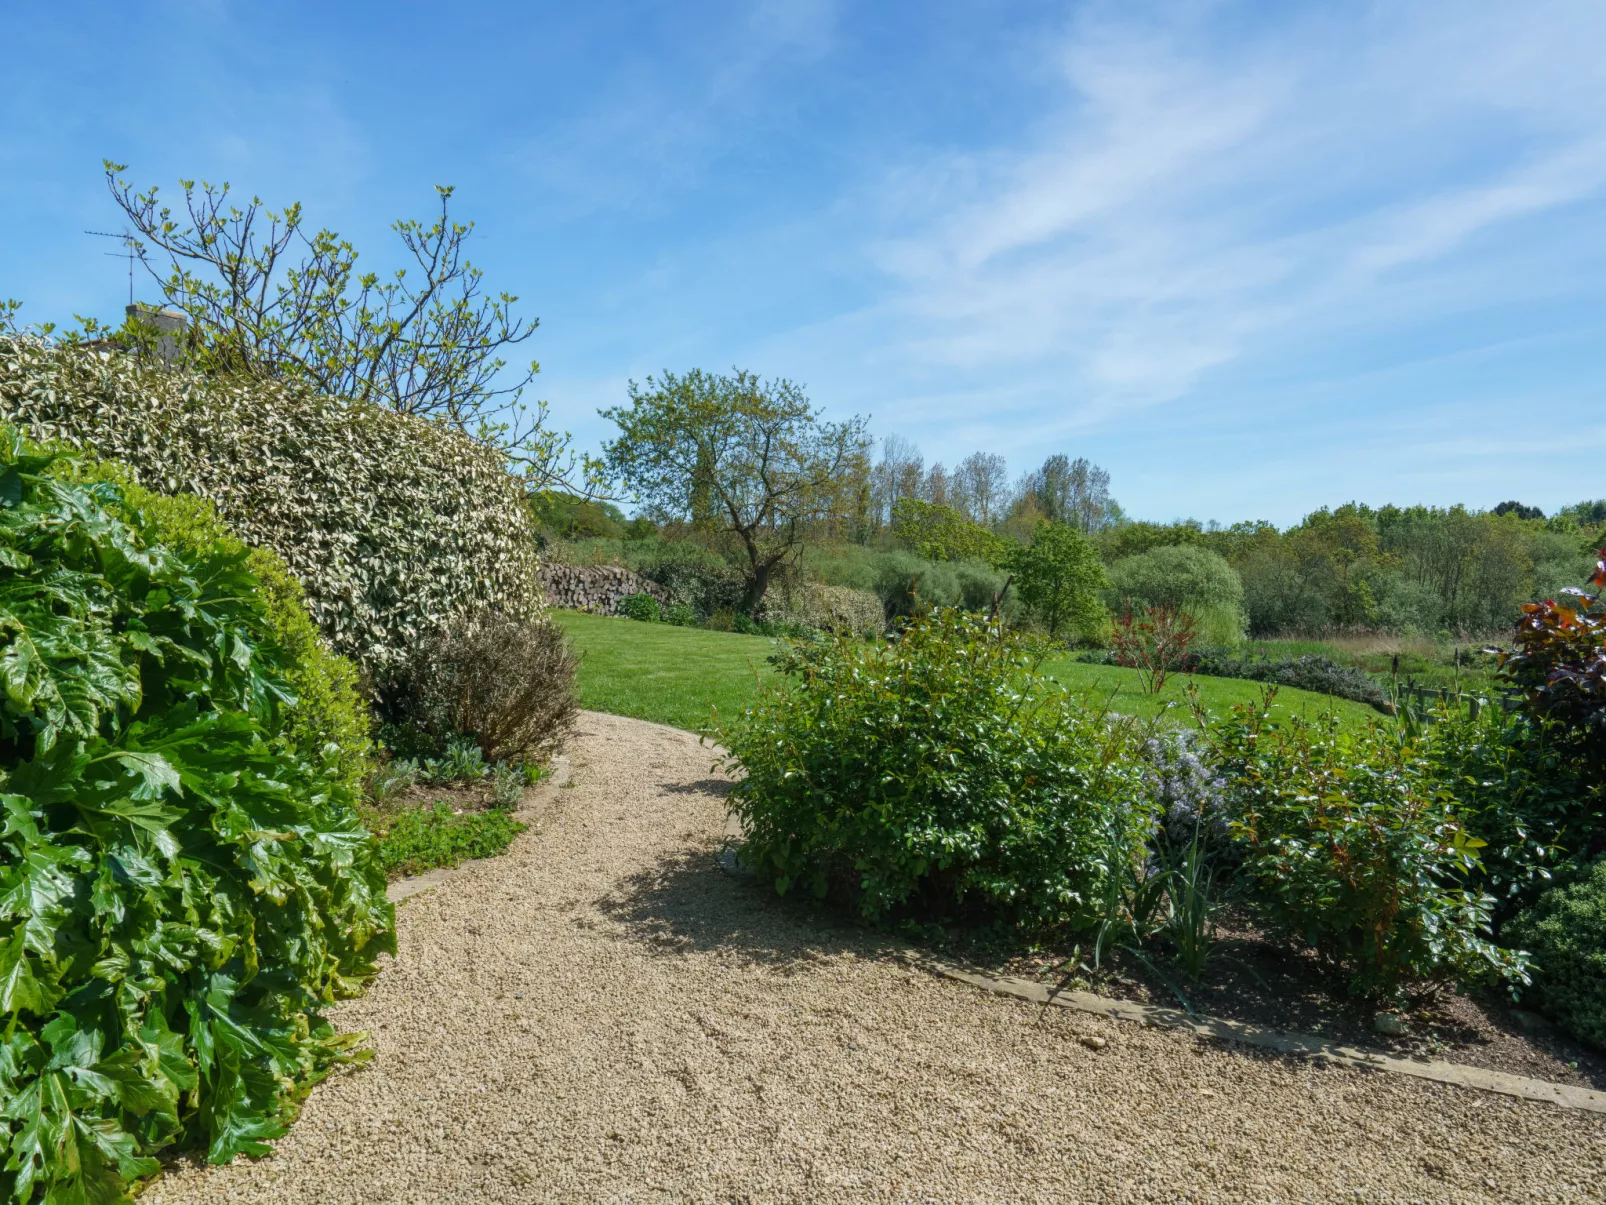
0,337,543,681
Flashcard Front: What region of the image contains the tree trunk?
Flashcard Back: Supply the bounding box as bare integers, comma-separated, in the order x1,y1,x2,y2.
739,559,774,616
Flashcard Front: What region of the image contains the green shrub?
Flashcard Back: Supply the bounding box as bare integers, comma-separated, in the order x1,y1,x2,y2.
365,801,526,878
1506,858,1606,1048
70,463,374,794
781,582,885,635
619,592,663,622
0,432,394,1202
663,601,698,627
1206,696,1527,999
622,538,745,615
400,613,578,765
1005,522,1108,641
1424,703,1601,914
890,498,1007,564
1107,544,1247,646
0,336,544,683
800,544,1010,621
719,609,1152,930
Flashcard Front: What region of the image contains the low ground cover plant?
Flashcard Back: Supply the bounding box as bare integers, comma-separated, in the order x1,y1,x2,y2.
362,802,527,878
719,609,1151,931
0,432,394,1202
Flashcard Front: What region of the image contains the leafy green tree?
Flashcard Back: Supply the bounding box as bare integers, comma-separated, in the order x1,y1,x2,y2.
1107,544,1247,646
96,163,587,489
601,369,869,614
1017,454,1123,533
890,497,1007,564
1007,522,1108,640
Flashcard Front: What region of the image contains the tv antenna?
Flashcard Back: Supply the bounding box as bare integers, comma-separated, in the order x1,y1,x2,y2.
86,229,139,307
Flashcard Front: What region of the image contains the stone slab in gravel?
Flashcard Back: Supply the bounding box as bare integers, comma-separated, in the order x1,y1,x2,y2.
147,711,1606,1205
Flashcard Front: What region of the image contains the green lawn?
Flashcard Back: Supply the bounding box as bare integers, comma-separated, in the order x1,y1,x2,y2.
554,610,1381,734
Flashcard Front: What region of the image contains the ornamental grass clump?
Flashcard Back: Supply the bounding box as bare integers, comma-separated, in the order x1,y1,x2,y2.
719,608,1152,931
0,433,394,1203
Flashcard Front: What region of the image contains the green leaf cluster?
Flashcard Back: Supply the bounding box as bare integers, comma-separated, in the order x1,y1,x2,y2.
1505,857,1606,1049
66,460,372,795
1205,697,1528,999
718,608,1152,931
889,498,1007,566
0,336,544,685
0,433,394,1202
1004,522,1109,641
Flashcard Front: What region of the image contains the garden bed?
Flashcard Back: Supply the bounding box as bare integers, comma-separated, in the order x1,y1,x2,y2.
360,778,533,878
989,917,1606,1092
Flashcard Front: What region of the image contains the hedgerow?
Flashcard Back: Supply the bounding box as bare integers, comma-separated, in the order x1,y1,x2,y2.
0,432,394,1202
0,337,544,681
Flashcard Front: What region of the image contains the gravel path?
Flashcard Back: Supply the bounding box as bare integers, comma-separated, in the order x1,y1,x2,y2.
148,711,1606,1205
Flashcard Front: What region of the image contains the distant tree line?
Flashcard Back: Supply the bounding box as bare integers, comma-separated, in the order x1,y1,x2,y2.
570,372,1606,641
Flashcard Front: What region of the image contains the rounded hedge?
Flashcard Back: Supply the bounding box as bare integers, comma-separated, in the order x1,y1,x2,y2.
0,337,544,682
0,432,394,1202
1108,544,1247,646
1507,858,1606,1048
719,609,1152,929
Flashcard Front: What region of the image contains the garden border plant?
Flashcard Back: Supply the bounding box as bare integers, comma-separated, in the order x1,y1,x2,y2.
0,430,395,1203
718,608,1153,933
0,335,545,685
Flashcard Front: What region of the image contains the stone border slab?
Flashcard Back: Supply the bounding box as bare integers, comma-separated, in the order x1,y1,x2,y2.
896,949,1606,1115
386,753,573,904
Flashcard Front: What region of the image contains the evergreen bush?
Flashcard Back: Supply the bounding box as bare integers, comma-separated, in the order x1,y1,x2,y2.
0,337,544,683
1506,858,1606,1048
0,432,394,1202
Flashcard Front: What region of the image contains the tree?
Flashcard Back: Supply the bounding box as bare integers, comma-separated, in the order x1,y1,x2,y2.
1107,544,1247,646
890,498,1007,565
1494,500,1546,522
99,163,586,489
953,451,1010,525
601,369,869,613
1007,522,1109,640
870,434,924,530
1019,454,1122,533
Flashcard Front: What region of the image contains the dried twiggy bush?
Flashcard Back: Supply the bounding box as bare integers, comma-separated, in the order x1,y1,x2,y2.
410,614,579,763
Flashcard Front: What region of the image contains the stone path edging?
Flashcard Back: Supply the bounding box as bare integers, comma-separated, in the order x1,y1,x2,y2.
895,949,1606,1115
386,753,573,904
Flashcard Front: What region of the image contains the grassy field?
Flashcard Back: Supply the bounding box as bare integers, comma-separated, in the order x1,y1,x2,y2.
1243,633,1502,692
554,610,1381,734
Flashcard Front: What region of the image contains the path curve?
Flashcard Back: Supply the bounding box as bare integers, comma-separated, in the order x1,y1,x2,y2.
148,711,1604,1204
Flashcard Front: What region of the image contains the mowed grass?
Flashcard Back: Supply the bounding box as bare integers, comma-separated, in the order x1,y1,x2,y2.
554,609,1381,734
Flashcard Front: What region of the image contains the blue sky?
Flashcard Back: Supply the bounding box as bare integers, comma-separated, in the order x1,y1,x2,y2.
3,0,1603,525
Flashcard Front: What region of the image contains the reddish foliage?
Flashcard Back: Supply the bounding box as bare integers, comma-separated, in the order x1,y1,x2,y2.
1499,551,1606,758
1110,605,1197,694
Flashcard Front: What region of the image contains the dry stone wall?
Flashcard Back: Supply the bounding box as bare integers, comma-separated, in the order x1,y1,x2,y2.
539,564,672,615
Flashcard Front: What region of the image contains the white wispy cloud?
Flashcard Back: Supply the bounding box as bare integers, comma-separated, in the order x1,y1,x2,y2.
838,0,1606,431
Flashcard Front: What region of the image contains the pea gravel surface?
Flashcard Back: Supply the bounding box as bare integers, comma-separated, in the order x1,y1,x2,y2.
146,711,1606,1205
